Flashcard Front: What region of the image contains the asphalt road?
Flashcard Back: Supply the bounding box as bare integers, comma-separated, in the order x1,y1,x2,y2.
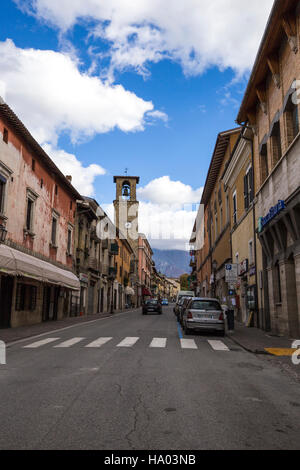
1,305,300,450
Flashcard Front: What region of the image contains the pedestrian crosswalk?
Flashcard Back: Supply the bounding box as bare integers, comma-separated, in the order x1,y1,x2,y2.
22,336,233,352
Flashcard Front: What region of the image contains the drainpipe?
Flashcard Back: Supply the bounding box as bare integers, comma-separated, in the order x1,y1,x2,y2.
241,129,260,329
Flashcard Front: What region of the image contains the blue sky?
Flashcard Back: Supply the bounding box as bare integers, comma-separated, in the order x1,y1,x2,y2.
0,0,273,249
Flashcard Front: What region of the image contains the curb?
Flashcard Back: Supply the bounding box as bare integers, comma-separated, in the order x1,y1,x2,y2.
228,334,271,355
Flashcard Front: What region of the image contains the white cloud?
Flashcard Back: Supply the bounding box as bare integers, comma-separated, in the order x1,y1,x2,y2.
21,0,274,76
42,144,106,197
137,176,203,205
0,39,160,145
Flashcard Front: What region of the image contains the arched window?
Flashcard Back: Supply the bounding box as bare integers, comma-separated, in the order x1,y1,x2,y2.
122,181,131,200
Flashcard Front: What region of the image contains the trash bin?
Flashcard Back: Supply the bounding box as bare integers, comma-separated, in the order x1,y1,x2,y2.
227,309,235,331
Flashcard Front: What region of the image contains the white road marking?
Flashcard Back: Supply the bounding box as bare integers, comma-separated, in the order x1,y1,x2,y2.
180,339,198,350
85,337,113,348
117,337,139,348
24,338,60,349
54,338,85,348
208,340,229,351
150,338,167,348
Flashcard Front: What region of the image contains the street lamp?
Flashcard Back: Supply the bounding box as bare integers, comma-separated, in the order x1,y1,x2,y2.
0,224,7,243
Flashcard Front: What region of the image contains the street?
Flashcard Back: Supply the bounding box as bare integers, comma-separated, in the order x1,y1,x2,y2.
1,305,300,450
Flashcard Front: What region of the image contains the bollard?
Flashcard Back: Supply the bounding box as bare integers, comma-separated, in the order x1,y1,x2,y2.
0,341,6,365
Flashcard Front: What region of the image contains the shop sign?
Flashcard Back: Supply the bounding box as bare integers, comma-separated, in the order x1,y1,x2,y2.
258,200,285,233
225,264,238,283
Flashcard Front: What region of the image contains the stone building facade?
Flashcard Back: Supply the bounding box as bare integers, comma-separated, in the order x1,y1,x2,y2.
0,99,80,328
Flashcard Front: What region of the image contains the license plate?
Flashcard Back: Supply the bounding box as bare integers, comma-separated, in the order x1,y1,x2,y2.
197,314,214,319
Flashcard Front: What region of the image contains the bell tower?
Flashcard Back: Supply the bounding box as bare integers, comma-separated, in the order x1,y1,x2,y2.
113,175,140,244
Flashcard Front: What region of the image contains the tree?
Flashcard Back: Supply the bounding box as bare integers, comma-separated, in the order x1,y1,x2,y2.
180,273,189,291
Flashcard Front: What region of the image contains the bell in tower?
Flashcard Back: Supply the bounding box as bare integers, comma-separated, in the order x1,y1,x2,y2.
113,175,140,246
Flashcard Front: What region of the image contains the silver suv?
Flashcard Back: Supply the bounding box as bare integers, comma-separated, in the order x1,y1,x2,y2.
182,298,225,336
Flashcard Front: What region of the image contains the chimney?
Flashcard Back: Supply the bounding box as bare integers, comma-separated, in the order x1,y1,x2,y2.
66,175,72,183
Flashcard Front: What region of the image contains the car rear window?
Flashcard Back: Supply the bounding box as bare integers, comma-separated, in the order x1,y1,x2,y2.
191,300,221,311
147,300,158,305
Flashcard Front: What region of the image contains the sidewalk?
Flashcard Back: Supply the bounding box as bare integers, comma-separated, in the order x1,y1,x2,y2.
0,309,136,345
228,322,297,355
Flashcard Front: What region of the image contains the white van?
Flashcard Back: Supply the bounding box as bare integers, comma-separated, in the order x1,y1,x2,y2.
176,291,195,303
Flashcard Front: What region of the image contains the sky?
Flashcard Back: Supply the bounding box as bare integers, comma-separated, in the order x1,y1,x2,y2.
0,0,274,250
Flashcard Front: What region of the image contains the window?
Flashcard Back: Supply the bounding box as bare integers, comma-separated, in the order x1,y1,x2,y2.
32,159,36,171
70,200,73,210
15,284,37,311
40,178,43,189
0,175,6,213
220,205,223,231
215,213,218,239
55,184,58,196
260,142,269,183
25,189,38,233
270,121,282,166
285,96,299,146
244,166,254,210
51,217,57,246
26,199,33,231
226,195,229,223
3,128,8,144
233,191,237,225
67,228,72,254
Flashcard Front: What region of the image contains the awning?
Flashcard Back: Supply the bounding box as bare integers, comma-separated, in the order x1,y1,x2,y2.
125,286,135,296
0,244,80,290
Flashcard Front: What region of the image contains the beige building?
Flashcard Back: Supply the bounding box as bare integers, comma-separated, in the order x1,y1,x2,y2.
223,128,257,325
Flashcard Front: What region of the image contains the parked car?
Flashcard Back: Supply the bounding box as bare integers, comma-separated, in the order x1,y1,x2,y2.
178,297,194,325
162,299,169,306
142,299,162,315
173,296,187,318
182,298,225,336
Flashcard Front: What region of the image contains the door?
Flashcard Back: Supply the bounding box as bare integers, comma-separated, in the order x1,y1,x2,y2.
88,283,95,314
0,276,14,328
43,286,59,321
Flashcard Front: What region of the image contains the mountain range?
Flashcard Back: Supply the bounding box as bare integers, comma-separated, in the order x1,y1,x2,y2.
152,249,190,279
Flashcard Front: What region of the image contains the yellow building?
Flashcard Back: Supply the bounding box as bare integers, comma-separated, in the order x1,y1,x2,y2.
223,128,257,325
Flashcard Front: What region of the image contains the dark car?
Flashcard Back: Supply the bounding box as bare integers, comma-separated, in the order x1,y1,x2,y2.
142,299,162,315
178,297,193,325
173,296,188,319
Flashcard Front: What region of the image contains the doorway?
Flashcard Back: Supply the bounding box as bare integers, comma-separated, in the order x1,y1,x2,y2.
0,276,14,328
43,286,59,322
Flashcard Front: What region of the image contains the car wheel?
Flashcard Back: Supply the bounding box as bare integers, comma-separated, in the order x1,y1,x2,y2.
219,330,225,337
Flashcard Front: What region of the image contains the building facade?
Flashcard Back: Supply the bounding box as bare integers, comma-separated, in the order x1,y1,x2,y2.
222,128,257,325
237,0,300,337
0,99,80,328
